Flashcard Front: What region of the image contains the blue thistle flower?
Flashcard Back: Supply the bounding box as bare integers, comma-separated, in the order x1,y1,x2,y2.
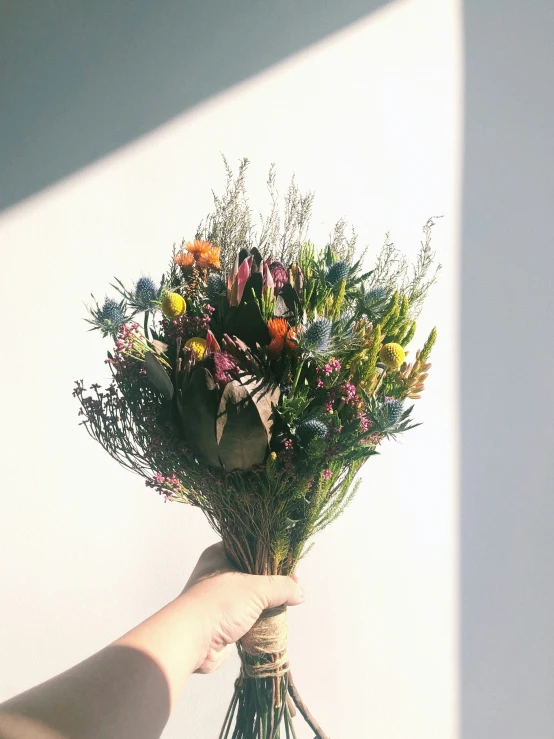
296,418,328,446
382,398,404,426
303,318,332,352
366,285,388,302
326,260,350,285
100,298,125,325
207,273,226,301
134,277,157,308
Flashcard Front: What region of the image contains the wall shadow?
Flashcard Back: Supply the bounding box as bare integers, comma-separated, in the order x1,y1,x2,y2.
461,2,554,738
0,0,392,213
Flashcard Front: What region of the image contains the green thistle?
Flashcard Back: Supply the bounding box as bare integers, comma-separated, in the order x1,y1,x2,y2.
296,418,328,446
326,260,350,285
207,273,226,301
302,318,333,352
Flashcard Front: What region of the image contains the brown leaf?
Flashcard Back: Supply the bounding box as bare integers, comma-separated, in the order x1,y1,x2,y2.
180,368,221,467
239,376,280,443
145,352,174,399
216,379,268,471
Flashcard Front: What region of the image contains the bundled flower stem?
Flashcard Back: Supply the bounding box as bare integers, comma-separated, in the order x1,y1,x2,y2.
78,158,440,738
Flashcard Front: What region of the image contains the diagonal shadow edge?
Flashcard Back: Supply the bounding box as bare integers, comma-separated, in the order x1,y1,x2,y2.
0,0,393,214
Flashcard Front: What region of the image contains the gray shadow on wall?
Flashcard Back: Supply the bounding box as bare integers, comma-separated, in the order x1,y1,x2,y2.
461,2,554,738
0,0,391,213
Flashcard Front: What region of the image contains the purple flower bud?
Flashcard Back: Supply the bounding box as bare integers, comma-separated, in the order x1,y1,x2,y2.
213,352,239,387
269,262,289,295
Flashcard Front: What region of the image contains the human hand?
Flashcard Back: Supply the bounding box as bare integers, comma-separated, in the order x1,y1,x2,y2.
179,542,305,674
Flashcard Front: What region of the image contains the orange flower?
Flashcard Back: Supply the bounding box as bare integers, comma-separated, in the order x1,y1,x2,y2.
176,240,221,270
196,245,221,270
186,239,215,256
285,326,299,353
268,318,289,340
267,319,299,358
267,337,285,360
175,240,221,270
174,252,195,268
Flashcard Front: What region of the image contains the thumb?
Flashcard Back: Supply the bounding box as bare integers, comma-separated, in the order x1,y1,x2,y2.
256,574,305,609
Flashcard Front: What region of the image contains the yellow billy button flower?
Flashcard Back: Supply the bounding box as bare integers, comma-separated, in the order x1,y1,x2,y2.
161,292,186,318
379,342,405,370
185,336,207,360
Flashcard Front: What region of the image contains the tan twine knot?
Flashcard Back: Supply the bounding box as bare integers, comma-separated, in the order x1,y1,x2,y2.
239,605,289,679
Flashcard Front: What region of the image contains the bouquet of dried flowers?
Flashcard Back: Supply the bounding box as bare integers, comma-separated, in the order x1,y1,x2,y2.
75,158,439,738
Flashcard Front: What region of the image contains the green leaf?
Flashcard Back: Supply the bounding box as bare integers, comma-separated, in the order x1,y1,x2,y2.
145,352,174,399
179,368,221,467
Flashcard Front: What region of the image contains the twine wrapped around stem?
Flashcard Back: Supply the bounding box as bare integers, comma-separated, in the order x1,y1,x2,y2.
239,605,289,678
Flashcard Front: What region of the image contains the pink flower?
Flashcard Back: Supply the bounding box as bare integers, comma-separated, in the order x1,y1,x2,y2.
324,359,341,375
323,469,332,480
357,411,372,433
340,382,357,404
316,378,325,389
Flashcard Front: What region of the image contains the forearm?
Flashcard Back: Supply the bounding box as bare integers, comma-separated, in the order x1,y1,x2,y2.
0,595,207,739
113,592,209,705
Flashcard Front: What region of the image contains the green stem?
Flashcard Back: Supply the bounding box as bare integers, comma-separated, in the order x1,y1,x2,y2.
143,310,150,340
285,706,298,739
283,708,291,739
220,682,241,739
291,359,305,394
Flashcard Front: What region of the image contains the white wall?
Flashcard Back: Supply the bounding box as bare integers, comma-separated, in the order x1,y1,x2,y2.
0,1,462,737
461,3,554,738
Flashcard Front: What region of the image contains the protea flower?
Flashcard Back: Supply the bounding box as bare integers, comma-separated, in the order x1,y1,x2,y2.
227,254,275,306
227,254,253,306
269,262,288,294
